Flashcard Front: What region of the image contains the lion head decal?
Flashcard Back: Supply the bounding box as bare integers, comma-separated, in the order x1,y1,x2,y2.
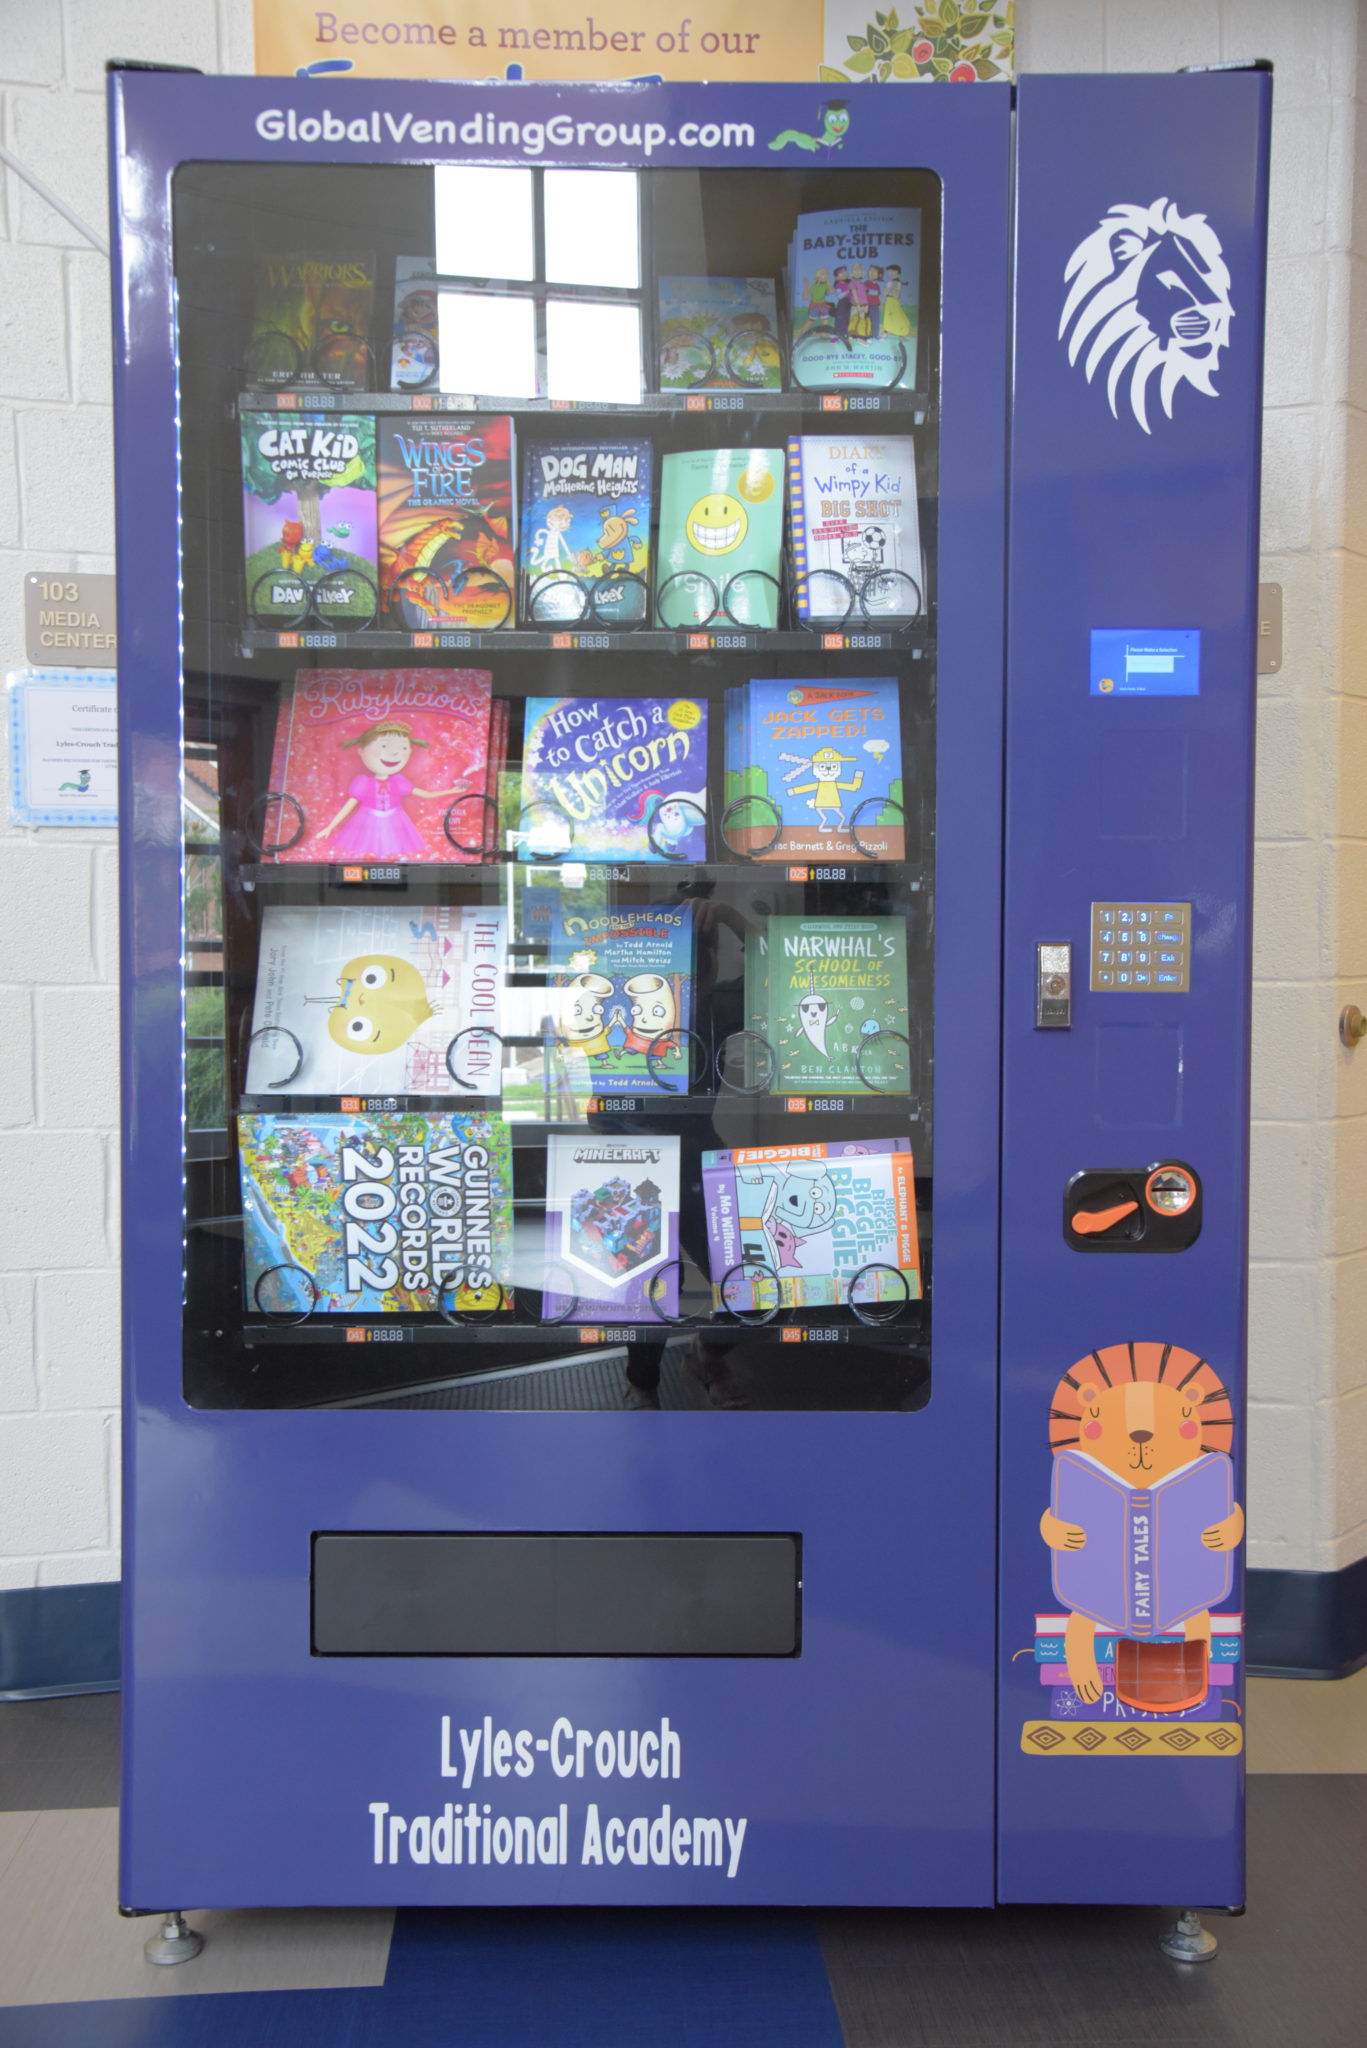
1060,199,1234,434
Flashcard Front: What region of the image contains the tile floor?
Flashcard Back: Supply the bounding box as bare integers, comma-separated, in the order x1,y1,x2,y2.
0,1673,1363,2044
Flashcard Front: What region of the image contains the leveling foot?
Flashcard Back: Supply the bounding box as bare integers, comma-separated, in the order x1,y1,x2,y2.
144,1911,204,1966
1160,1909,1218,1963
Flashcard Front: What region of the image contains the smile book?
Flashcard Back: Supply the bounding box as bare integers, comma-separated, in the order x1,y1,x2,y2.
377,414,516,628
244,904,508,1099
723,679,905,861
702,1137,921,1313
752,915,910,1095
263,667,496,865
241,413,377,627
546,902,693,1098
520,438,652,627
517,695,709,863
787,435,923,623
542,1134,682,1323
239,1109,513,1315
656,449,786,630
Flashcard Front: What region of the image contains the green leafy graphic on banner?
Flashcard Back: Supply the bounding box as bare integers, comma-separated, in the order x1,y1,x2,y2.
819,1,1014,85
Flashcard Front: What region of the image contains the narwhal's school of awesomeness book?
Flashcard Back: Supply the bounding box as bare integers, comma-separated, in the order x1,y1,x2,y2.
655,448,786,629
542,1134,682,1322
243,904,508,1099
722,679,905,861
756,915,910,1096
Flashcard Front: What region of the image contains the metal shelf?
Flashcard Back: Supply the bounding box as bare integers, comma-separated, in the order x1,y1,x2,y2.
238,387,934,422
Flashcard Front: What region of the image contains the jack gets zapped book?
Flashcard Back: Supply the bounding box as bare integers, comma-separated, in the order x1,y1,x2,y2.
724,679,905,861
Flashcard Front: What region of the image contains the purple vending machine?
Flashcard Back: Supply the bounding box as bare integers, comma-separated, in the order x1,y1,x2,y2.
107,62,1267,1923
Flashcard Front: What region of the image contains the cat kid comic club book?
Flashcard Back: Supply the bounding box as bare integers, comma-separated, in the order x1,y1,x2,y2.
542,1134,682,1323
244,904,508,1099
520,439,652,626
238,1110,513,1316
518,695,709,863
378,414,516,629
546,903,693,1098
262,668,498,865
241,413,378,627
703,1137,921,1313
724,679,905,862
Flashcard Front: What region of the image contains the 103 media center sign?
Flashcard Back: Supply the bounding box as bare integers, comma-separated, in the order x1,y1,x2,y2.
254,3,1014,86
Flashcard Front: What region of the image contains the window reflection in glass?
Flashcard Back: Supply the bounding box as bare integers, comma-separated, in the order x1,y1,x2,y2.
434,165,536,281
546,297,643,405
543,170,641,290
438,290,540,397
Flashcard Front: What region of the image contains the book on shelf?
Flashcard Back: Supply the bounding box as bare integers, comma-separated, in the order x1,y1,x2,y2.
520,438,652,627
517,695,709,863
745,915,910,1096
244,904,508,1099
723,679,905,862
262,667,498,865
389,256,440,392
546,902,693,1098
542,1135,682,1322
238,1110,513,1315
1050,1449,1236,1636
1034,1633,1242,1665
786,207,920,391
656,277,781,392
247,251,375,390
702,1137,921,1312
655,449,786,630
241,412,378,627
787,435,923,623
378,414,517,628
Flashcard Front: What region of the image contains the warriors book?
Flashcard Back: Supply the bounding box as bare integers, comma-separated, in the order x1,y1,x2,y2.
1050,1450,1236,1637
244,904,507,1099
750,916,910,1095
263,667,495,865
723,679,905,861
787,436,923,623
542,1134,682,1323
520,439,652,626
657,277,781,392
246,251,374,390
546,903,693,1098
241,413,377,627
787,207,919,391
656,448,786,630
377,414,516,628
518,695,708,863
239,1110,513,1315
702,1137,921,1312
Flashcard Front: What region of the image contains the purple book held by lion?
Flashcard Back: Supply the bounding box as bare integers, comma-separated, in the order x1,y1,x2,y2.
1050,1448,1234,1637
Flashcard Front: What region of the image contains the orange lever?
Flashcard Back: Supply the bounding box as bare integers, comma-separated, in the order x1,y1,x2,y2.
1071,1199,1139,1236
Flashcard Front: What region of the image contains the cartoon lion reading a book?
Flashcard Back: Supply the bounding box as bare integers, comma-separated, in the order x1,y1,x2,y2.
1041,1342,1243,1712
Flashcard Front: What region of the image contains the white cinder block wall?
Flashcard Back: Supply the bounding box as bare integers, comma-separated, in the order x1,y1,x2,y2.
1,0,1364,1591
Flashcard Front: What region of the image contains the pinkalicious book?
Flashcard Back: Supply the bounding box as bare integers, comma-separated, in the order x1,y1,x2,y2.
517,695,709,863
239,1110,513,1315
542,1135,681,1323
246,251,374,390
657,277,781,392
244,904,508,1099
241,413,378,627
378,415,516,628
262,668,495,865
787,207,920,391
546,903,693,1098
656,449,786,630
723,679,905,861
520,439,652,626
702,1137,921,1313
756,916,910,1095
787,435,923,622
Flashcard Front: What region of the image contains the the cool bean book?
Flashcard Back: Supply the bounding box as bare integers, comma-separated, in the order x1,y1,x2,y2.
238,1110,513,1315
656,448,786,629
543,1134,682,1322
1050,1449,1236,1637
787,207,920,390
746,916,910,1095
703,1137,921,1312
520,438,652,624
241,413,377,626
787,435,923,622
263,668,496,865
724,679,905,861
244,904,508,1099
377,414,516,628
518,695,709,862
657,277,781,392
546,903,693,1098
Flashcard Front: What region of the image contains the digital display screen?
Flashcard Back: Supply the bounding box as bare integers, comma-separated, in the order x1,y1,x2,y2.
1090,628,1200,697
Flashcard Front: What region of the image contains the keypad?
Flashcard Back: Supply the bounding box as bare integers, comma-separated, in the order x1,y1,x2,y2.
1090,902,1191,992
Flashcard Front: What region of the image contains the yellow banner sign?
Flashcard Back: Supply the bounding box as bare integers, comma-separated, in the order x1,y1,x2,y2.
254,4,823,83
